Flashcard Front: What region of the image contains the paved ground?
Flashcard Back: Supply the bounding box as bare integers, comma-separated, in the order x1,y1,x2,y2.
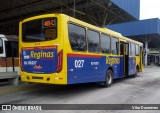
0,66,160,113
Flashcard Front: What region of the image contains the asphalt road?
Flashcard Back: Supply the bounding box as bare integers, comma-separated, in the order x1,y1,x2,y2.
0,66,160,113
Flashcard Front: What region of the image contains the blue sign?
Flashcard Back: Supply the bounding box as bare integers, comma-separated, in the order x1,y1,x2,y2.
2,57,6,61
21,46,57,74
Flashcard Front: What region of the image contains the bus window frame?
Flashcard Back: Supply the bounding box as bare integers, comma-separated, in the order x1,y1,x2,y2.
130,42,136,56
135,44,140,56
100,33,111,54
68,22,87,53
110,36,120,55
129,42,132,56
87,29,101,54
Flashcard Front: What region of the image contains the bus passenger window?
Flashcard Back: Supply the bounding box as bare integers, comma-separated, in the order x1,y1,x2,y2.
125,42,129,55
87,30,100,53
111,37,119,55
68,24,86,51
136,45,139,55
0,39,3,54
101,34,110,54
129,42,132,55
131,43,136,56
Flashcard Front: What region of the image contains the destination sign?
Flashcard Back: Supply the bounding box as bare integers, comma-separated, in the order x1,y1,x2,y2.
43,19,56,28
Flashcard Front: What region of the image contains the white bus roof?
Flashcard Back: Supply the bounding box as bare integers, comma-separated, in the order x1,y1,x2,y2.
0,34,6,38
0,34,18,41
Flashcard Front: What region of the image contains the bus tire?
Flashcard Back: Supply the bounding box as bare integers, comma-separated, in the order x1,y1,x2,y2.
103,70,113,87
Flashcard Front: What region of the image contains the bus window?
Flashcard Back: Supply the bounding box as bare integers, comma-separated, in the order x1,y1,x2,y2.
129,42,132,56
111,37,119,55
0,39,3,54
136,45,139,55
88,30,100,53
126,43,129,55
5,41,19,57
68,24,86,51
120,41,124,55
131,43,136,56
101,34,110,54
12,42,19,57
22,18,57,42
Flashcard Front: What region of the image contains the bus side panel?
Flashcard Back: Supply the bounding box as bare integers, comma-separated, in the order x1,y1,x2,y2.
110,57,123,79
67,55,109,84
128,57,136,75
106,56,122,79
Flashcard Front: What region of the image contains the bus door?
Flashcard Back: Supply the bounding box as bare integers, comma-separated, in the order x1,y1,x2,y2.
120,41,124,76
124,42,129,75
120,41,128,76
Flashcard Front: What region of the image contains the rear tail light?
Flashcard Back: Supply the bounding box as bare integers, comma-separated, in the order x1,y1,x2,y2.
56,50,63,73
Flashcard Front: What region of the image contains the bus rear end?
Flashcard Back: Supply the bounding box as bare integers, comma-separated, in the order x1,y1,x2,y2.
19,14,67,84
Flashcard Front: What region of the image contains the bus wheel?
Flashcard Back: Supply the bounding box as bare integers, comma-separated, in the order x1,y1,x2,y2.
103,70,113,87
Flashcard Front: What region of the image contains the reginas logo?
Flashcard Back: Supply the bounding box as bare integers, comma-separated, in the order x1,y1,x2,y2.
30,50,54,59
106,56,120,66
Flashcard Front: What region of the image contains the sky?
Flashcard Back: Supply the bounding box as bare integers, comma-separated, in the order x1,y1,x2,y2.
140,0,160,20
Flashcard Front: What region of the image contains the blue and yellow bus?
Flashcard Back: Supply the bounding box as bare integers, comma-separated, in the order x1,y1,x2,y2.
19,14,143,87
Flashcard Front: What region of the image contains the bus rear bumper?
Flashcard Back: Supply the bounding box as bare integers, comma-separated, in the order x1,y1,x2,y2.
20,72,67,85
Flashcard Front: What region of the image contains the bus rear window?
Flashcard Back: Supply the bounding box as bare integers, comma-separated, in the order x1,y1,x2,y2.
22,18,57,42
